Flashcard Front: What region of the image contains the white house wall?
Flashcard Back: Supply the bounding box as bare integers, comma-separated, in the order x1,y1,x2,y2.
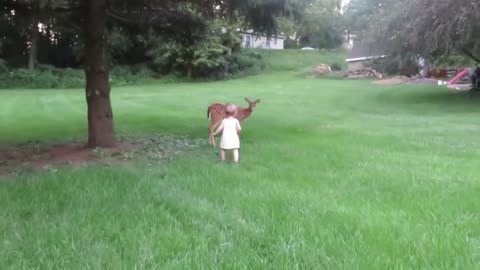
241,34,284,49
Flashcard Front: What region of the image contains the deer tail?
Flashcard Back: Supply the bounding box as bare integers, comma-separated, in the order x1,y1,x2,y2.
207,107,210,119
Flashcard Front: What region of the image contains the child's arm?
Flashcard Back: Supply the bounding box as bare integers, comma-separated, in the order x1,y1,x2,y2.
212,121,224,136
236,120,242,133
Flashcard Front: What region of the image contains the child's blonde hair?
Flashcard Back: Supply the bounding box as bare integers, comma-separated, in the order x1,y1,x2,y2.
225,103,237,116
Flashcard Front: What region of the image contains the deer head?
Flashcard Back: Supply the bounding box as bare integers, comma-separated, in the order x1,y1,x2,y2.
245,97,261,110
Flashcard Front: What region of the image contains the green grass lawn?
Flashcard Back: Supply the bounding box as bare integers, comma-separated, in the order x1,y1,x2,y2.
1,70,480,269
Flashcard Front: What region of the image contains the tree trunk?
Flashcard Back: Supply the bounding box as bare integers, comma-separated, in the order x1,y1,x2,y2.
28,6,39,70
84,0,116,148
187,64,192,79
28,27,38,70
226,37,233,56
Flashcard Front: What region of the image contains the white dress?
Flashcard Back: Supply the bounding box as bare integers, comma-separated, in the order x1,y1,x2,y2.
220,118,240,149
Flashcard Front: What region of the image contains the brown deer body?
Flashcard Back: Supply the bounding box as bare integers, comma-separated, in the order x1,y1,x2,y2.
207,97,260,145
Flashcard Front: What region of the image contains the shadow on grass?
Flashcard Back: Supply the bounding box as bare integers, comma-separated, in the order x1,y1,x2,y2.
117,114,208,139
375,87,480,112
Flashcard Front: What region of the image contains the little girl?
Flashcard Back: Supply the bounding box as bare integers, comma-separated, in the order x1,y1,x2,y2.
212,103,242,163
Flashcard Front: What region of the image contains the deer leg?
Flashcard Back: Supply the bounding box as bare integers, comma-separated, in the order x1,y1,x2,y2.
209,132,215,146
208,125,214,145
208,119,221,146
208,121,216,146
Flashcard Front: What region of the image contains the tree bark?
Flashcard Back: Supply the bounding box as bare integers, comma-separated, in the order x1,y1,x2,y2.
28,27,38,70
28,5,39,71
187,64,192,79
84,0,116,148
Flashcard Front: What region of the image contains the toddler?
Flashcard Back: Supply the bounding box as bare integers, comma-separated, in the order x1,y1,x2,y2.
212,103,242,163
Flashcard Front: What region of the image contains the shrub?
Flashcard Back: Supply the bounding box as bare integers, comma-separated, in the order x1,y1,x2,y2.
0,69,57,88
148,41,265,80
330,62,342,71
370,57,419,77
58,68,85,88
111,65,155,86
0,65,155,89
221,50,265,79
433,54,475,68
147,19,265,81
0,59,9,73
148,35,227,79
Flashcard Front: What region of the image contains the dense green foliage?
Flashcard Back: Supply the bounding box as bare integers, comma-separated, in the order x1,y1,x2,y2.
432,54,477,69
146,20,264,80
0,0,307,68
343,0,386,38
1,0,346,73
0,65,155,89
278,0,344,49
345,0,480,64
1,72,479,268
0,50,346,88
371,0,479,59
369,57,420,77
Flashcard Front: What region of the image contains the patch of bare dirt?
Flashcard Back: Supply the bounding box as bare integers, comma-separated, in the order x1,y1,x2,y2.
0,135,207,176
372,77,445,86
407,78,440,85
0,142,135,175
372,76,409,85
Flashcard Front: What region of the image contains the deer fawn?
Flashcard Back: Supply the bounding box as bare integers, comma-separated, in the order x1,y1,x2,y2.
207,97,261,146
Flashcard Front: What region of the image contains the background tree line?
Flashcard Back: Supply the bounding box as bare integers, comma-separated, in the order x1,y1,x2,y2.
0,0,348,85
343,0,479,75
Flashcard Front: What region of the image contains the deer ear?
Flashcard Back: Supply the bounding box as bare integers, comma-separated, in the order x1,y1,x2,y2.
245,97,250,103
255,99,261,103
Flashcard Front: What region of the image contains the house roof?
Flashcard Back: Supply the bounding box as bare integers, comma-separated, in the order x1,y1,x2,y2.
346,42,387,62
346,55,388,62
239,30,286,39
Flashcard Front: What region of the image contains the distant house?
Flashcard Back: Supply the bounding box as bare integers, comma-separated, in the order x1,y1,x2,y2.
345,42,388,70
240,30,286,49
343,33,357,50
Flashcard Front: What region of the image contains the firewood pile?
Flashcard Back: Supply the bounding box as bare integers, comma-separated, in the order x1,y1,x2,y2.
314,64,332,75
345,68,383,79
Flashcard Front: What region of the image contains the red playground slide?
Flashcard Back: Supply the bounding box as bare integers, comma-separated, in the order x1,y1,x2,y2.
447,69,472,85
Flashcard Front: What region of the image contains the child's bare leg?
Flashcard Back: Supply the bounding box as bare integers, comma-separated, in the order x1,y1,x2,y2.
220,149,226,161
232,149,239,163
